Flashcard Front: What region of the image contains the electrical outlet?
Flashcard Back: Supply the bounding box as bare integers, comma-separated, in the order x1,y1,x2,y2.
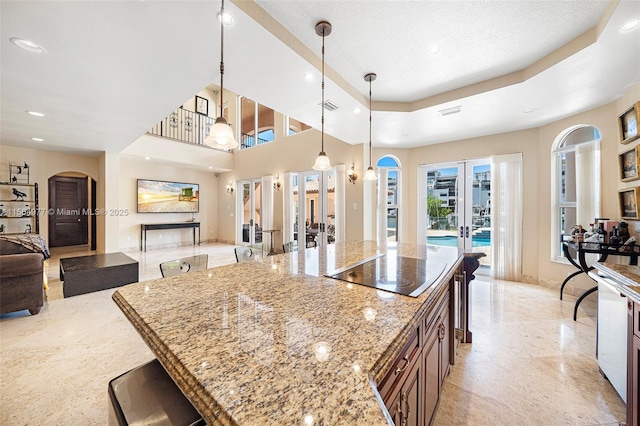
353,203,358,210
635,222,640,233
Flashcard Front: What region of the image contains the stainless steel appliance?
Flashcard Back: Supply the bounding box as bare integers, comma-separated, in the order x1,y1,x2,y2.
589,270,628,402
327,254,446,297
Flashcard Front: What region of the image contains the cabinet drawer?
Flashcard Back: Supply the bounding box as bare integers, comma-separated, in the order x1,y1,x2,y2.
379,328,421,405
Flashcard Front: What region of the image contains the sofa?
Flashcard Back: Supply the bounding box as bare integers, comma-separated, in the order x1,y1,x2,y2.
0,238,46,316
0,253,44,315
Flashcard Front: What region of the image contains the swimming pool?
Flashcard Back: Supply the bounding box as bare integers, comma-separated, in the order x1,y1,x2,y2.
427,235,491,247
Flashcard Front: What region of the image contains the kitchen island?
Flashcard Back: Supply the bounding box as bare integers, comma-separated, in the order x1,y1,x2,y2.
112,241,466,425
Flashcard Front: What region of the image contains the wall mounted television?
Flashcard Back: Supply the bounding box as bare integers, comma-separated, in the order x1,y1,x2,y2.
137,179,199,213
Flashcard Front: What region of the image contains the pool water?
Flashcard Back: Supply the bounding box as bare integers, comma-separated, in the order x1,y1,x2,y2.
427,235,491,247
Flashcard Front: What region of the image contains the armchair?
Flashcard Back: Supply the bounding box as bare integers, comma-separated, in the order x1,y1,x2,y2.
0,253,44,315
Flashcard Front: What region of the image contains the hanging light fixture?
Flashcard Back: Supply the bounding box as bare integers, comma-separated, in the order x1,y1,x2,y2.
363,73,377,181
205,0,238,150
312,21,332,171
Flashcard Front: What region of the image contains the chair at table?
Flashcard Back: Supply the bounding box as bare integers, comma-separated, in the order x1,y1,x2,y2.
305,233,317,248
283,241,298,253
234,246,258,262
159,254,208,278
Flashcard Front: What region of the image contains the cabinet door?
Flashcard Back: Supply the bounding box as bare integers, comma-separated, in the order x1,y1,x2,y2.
424,326,440,426
402,356,423,426
387,391,404,426
631,334,639,426
440,305,451,386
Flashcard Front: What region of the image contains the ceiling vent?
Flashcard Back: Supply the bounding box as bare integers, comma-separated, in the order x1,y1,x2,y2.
320,100,340,111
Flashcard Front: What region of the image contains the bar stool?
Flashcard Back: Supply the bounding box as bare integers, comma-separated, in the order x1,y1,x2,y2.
108,359,205,426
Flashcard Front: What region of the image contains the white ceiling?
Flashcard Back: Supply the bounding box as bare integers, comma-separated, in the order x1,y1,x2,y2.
1,0,639,158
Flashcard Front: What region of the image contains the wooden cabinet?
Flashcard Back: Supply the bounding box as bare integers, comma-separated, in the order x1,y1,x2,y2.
380,260,460,426
387,356,424,426
629,300,640,426
423,292,450,425
0,182,39,235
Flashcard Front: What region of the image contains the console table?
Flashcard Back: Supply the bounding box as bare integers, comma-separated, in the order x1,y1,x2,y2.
560,241,639,320
140,222,200,252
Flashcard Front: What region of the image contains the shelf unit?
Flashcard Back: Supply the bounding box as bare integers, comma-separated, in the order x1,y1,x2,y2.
0,182,39,235
8,161,30,185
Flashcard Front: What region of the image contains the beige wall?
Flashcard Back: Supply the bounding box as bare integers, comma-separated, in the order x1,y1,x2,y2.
0,145,99,245
117,156,219,251
217,125,363,248
3,82,637,290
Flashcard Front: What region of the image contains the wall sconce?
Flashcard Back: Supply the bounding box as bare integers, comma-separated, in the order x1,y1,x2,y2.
226,182,234,194
273,174,281,191
348,165,358,184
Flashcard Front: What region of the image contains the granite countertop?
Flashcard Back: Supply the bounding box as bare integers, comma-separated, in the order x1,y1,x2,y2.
113,241,463,425
593,262,640,301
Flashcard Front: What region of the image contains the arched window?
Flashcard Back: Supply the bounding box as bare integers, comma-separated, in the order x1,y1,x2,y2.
551,125,601,260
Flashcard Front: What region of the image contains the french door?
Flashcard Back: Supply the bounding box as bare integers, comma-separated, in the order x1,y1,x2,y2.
294,170,335,248
238,178,262,249
419,159,491,266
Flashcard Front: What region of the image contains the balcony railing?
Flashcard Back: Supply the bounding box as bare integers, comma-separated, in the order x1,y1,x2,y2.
241,133,270,149
147,107,215,147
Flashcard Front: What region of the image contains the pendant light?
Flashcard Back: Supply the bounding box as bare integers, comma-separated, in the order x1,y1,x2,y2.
312,21,332,171
205,0,238,150
363,73,377,181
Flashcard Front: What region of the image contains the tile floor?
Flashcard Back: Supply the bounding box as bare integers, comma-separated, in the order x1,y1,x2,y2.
0,243,626,425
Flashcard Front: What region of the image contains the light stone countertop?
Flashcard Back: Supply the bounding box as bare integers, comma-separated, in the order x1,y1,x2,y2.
113,241,463,425
593,262,640,301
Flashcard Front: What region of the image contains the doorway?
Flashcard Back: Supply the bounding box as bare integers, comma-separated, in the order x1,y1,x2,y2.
238,178,263,250
48,175,93,248
293,169,335,247
377,156,401,242
419,159,491,268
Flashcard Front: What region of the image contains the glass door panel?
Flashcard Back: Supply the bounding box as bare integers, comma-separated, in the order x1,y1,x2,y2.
238,179,262,251
469,162,491,267
425,164,462,249
241,182,251,243
296,170,334,248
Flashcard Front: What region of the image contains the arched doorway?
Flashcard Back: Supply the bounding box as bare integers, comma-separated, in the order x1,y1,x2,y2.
48,173,96,249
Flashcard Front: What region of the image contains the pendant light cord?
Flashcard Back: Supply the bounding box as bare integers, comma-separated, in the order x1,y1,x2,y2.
219,0,225,118
321,28,325,154
369,78,372,167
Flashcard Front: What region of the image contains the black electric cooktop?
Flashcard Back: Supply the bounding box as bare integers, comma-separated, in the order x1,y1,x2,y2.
326,255,446,297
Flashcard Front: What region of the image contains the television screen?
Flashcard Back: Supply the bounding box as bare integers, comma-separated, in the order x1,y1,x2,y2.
137,179,199,213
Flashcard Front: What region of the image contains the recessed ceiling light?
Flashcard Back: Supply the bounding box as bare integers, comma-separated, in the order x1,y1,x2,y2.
208,166,213,169
26,111,46,117
303,72,314,81
352,107,361,114
10,37,46,54
144,156,150,160
217,11,234,25
438,105,461,116
523,108,538,114
31,137,44,142
620,19,640,33
427,45,441,55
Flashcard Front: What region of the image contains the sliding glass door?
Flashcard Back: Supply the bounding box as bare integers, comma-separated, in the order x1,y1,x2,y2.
419,160,491,267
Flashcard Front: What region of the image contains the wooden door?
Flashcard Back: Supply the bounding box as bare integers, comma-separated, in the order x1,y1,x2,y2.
48,176,88,247
423,328,440,425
